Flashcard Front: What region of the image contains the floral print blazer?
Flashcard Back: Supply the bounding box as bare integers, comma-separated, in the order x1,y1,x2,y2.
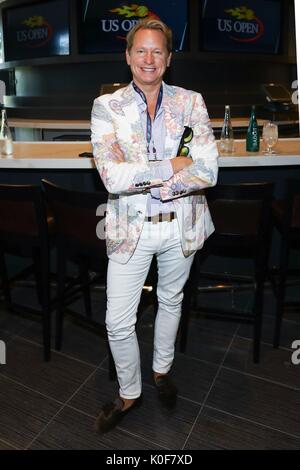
91,82,219,264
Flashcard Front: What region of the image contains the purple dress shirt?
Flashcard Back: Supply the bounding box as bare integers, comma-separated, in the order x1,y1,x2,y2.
134,87,175,217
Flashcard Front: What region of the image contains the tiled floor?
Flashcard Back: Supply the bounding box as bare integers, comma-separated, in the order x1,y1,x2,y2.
0,285,299,450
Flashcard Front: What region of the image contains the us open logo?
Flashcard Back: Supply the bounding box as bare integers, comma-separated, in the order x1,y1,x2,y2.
217,6,264,43
16,15,53,48
100,4,160,36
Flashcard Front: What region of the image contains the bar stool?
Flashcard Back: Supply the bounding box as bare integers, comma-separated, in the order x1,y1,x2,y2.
0,184,54,361
181,182,274,363
272,179,300,348
41,180,115,376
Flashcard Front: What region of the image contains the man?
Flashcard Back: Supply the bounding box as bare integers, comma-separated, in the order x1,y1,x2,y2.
91,18,218,433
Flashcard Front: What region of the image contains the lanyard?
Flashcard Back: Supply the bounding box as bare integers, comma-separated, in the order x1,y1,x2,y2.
132,82,163,159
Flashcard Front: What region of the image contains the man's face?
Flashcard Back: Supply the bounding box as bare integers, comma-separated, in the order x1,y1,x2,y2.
126,28,172,89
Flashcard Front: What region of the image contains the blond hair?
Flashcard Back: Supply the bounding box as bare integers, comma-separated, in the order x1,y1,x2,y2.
126,18,173,53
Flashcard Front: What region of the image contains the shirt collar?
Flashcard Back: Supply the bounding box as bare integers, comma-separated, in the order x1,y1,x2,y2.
131,81,164,116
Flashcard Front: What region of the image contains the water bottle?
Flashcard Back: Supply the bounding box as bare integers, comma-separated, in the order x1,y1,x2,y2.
246,105,260,152
220,105,234,154
0,106,13,156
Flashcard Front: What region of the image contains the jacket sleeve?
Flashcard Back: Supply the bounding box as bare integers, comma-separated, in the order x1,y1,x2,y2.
91,97,170,195
159,92,219,201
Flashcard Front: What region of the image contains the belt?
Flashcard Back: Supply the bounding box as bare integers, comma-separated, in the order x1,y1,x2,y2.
145,212,177,224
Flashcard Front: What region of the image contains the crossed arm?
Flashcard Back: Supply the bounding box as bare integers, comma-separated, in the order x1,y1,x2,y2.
91,93,218,200
112,142,192,173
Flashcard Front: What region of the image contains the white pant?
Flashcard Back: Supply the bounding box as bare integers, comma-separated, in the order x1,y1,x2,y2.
106,219,195,399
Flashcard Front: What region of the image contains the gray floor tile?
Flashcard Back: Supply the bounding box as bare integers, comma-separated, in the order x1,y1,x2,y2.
10,285,40,310
237,313,300,350
0,328,13,345
19,316,109,367
57,321,109,366
69,370,200,450
9,314,50,347
137,310,235,366
0,438,19,450
0,336,96,402
176,318,235,365
224,337,300,389
193,288,252,312
184,313,238,337
172,353,220,403
11,286,109,366
185,406,300,450
206,368,300,437
68,367,119,416
137,299,239,338
99,338,220,405
136,307,156,344
1,286,299,450
29,406,163,450
68,292,107,325
0,305,37,338
138,341,219,404
0,375,61,449
113,385,200,450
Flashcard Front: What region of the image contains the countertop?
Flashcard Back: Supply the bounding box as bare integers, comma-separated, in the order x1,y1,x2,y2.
10,117,297,130
0,138,300,169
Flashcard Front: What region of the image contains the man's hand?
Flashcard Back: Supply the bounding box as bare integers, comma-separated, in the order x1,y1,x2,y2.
112,143,125,162
170,157,193,174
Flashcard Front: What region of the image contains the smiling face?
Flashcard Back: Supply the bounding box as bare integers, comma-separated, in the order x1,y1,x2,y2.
126,28,172,91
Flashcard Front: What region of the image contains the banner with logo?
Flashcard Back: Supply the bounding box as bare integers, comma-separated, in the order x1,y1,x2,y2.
78,0,188,53
201,0,281,54
3,0,70,61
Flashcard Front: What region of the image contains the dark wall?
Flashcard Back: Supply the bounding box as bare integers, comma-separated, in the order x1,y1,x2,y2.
10,56,297,119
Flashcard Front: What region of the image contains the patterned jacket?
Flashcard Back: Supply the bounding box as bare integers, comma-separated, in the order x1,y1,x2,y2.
91,82,219,264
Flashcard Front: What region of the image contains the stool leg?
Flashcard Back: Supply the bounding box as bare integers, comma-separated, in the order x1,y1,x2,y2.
253,246,269,364
273,237,289,349
56,241,66,351
40,246,51,362
253,273,265,363
79,263,92,318
33,250,44,306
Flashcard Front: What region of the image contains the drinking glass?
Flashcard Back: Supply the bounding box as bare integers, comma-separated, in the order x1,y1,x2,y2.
262,121,278,155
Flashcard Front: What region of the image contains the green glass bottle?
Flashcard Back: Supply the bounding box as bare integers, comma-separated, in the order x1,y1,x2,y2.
246,105,260,152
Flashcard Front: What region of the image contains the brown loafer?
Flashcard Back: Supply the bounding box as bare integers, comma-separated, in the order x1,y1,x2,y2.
154,374,177,408
95,396,142,434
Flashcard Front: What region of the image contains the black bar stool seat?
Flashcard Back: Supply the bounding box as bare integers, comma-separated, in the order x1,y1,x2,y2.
0,184,54,361
181,182,274,363
272,179,300,348
42,179,115,379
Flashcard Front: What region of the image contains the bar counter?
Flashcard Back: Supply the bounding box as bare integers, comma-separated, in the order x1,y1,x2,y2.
0,138,300,169
8,117,299,130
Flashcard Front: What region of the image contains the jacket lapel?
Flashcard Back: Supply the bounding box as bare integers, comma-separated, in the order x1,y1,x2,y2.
118,83,148,163
163,83,186,158
116,82,186,163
